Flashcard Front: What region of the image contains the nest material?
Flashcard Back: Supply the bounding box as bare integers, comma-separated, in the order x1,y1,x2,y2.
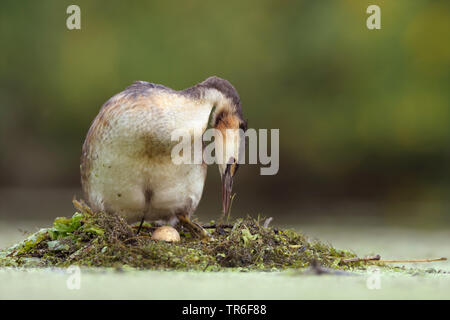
0,203,369,271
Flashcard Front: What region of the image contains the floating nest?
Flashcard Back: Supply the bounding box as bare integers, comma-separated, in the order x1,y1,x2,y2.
0,201,375,272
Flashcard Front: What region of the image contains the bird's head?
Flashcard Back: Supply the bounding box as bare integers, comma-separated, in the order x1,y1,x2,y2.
203,77,247,215
196,76,247,215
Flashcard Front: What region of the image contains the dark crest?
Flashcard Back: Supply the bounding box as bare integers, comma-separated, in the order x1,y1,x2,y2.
183,76,243,118
199,76,241,107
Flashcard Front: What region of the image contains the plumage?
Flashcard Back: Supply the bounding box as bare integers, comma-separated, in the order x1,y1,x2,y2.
80,76,246,228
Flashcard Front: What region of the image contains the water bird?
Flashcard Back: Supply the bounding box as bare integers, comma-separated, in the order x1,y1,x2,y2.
80,76,247,237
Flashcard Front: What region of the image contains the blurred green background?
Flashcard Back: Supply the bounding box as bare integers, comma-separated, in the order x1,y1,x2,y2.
0,0,449,227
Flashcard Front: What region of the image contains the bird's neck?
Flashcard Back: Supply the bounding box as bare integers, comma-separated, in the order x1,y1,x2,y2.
200,88,235,127
202,87,229,108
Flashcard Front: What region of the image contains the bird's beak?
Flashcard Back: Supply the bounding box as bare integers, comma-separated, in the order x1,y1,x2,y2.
221,163,234,215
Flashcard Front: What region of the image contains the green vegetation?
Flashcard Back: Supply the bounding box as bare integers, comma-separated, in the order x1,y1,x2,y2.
0,202,378,272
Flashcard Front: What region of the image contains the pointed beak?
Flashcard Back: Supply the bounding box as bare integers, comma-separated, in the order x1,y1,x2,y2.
221,164,234,215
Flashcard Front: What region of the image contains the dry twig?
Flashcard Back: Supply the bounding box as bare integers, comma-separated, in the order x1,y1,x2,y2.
201,224,234,229
371,257,447,263
341,255,447,264
341,255,381,263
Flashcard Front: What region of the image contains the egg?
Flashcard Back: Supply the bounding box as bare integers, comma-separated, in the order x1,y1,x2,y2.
151,226,181,242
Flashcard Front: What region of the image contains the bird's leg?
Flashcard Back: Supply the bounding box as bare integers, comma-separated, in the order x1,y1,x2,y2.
137,190,152,235
177,213,209,239
136,216,145,235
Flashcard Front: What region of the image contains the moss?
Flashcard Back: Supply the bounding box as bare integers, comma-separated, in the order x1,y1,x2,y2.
0,203,384,272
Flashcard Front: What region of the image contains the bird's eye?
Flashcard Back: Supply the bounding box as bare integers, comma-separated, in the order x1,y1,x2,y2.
214,111,225,127
239,121,248,131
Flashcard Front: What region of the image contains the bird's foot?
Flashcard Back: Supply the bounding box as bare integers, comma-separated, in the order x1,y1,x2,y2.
177,214,210,240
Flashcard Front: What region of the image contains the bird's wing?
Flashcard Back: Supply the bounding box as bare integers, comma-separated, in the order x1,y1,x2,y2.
81,81,214,187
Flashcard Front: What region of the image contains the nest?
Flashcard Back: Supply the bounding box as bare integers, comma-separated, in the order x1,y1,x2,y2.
0,201,372,271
